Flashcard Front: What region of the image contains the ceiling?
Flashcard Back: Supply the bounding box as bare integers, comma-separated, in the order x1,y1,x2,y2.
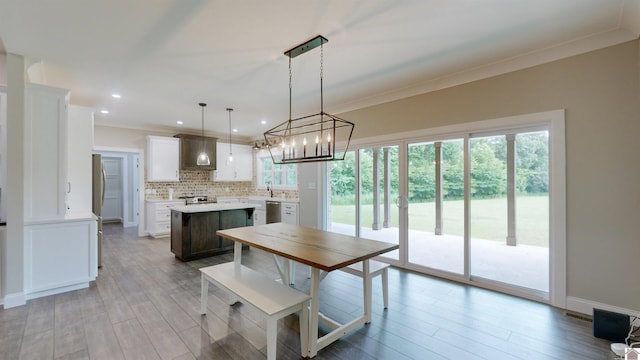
1,1,639,142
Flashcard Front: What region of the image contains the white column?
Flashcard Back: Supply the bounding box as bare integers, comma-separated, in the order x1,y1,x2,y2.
4,53,26,307
434,142,443,235
383,147,390,228
506,134,517,246
372,148,380,230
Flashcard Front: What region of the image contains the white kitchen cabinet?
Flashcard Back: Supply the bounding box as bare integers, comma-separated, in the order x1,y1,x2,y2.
146,136,180,182
24,84,70,221
25,218,97,298
66,105,94,215
21,84,98,301
253,209,267,226
146,200,183,237
211,142,253,182
0,89,6,223
281,202,298,225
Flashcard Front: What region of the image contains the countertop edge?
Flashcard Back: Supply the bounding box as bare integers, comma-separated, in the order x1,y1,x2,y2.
171,203,258,213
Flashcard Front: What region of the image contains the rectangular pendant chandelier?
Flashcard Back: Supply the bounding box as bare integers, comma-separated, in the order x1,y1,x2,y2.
264,111,354,163
264,35,354,164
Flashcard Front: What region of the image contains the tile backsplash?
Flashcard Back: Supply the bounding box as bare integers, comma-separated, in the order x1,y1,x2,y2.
144,169,298,200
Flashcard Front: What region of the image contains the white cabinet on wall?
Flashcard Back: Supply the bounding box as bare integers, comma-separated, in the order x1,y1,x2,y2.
25,218,97,299
66,105,94,215
211,142,253,182
24,84,70,221
146,136,179,182
21,84,98,301
146,200,183,237
281,202,298,225
0,88,6,223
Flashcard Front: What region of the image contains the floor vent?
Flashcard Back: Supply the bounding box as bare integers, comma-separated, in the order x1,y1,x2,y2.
565,311,593,322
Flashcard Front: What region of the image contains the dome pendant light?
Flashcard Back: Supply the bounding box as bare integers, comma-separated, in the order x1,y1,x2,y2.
196,103,210,166
226,108,234,163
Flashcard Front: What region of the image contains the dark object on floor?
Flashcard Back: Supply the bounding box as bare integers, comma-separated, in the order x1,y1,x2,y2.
593,308,630,342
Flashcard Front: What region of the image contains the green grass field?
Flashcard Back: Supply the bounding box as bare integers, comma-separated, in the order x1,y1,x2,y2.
330,195,549,247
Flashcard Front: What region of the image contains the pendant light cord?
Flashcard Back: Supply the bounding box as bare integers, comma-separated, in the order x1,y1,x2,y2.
200,103,206,151
227,108,233,157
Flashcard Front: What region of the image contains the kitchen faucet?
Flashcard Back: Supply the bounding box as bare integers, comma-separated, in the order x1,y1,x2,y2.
266,183,273,198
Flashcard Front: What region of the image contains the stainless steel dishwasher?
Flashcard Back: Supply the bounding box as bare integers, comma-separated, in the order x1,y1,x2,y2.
266,201,281,223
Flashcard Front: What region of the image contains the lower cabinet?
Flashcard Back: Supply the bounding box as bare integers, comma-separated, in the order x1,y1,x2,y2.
171,208,253,261
147,200,184,238
24,217,97,299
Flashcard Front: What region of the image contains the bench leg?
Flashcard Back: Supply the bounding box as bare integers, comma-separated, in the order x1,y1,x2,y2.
382,267,389,309
200,274,208,315
299,302,309,357
266,317,277,360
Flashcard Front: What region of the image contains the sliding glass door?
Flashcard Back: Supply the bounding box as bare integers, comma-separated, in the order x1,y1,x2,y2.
469,131,549,293
327,151,356,236
327,146,400,261
407,139,464,274
359,146,399,261
324,113,559,302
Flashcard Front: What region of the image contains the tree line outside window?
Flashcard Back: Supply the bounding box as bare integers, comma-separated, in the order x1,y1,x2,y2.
330,131,548,204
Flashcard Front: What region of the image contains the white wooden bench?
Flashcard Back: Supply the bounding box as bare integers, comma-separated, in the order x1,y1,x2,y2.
340,260,390,309
300,259,390,309
200,262,311,360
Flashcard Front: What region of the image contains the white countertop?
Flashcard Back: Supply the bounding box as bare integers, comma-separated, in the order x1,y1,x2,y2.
171,203,258,213
216,196,299,203
145,199,186,203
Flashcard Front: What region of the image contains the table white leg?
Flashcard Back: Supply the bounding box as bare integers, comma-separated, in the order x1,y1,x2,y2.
289,260,296,285
299,299,309,357
308,267,321,358
200,274,208,315
233,241,242,266
228,241,241,304
363,259,372,324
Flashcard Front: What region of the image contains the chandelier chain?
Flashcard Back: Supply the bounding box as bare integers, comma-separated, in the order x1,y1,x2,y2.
289,57,292,122
320,42,324,114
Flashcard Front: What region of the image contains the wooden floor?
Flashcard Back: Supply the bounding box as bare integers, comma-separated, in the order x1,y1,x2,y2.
0,223,614,359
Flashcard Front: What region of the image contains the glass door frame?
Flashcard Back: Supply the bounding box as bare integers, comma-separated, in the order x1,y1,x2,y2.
322,110,566,307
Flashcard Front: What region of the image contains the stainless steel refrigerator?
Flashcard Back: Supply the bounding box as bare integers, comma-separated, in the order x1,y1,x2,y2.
92,154,105,267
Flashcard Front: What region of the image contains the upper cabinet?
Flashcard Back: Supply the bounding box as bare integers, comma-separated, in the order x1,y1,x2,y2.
174,134,217,170
146,136,179,182
66,105,94,215
211,142,253,182
0,88,6,223
24,84,70,221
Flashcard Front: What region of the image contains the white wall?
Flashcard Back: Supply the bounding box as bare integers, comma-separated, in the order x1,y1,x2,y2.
297,162,322,229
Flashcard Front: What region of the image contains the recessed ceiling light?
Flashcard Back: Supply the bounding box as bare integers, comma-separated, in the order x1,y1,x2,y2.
261,120,267,125
176,120,184,125
100,110,109,114
111,93,121,99
233,128,238,133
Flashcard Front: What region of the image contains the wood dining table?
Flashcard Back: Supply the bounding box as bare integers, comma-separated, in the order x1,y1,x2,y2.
216,222,399,358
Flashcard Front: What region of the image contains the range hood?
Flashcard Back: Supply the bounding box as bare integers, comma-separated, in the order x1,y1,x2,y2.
174,134,217,170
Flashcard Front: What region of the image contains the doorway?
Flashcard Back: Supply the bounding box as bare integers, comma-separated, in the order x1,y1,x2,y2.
102,157,123,223
93,150,140,229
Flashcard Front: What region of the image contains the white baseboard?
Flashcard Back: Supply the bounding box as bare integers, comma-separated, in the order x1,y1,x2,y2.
3,292,27,309
123,221,138,228
26,282,90,301
567,296,640,319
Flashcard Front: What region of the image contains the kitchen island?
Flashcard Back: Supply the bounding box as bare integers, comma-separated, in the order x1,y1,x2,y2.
170,203,256,261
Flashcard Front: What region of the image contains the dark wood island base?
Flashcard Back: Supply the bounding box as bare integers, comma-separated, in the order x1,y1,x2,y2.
170,204,255,261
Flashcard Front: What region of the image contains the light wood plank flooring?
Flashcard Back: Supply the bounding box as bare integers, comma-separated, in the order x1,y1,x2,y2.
0,223,613,359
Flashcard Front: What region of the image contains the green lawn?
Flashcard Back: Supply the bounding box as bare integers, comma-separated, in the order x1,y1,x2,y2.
330,195,549,247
